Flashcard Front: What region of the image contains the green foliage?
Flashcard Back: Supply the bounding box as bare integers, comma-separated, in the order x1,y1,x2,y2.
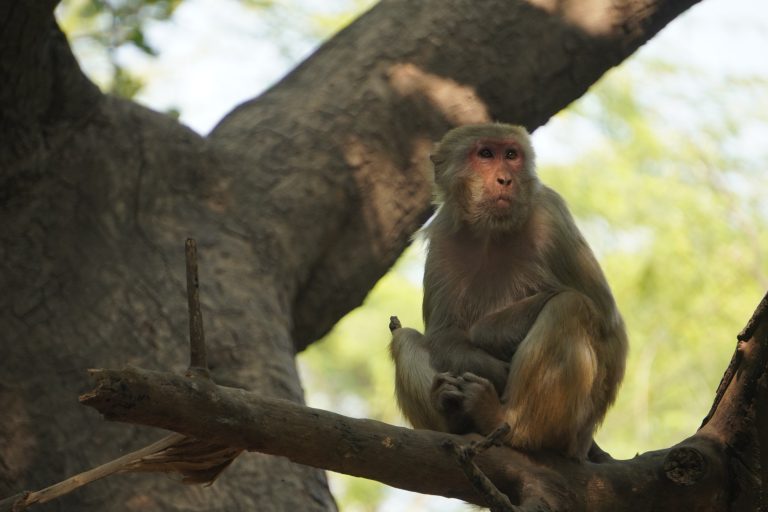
57,0,182,97
111,64,145,98
308,0,377,39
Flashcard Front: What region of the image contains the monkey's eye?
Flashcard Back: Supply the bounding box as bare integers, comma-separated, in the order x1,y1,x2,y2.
477,147,494,158
505,148,519,160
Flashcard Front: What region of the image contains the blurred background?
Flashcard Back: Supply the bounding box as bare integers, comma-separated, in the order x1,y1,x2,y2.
56,0,768,509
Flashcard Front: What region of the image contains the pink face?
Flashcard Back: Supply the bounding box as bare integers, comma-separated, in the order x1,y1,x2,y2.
468,137,526,211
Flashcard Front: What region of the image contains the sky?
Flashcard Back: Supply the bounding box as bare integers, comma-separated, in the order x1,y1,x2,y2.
109,0,367,133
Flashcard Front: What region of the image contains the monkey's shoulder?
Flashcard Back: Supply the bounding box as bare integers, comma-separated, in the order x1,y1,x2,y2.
531,185,577,228
533,186,622,316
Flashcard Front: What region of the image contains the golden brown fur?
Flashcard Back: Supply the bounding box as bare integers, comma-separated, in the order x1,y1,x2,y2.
390,123,627,458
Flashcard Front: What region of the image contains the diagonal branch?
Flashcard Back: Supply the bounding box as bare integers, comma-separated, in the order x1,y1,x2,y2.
443,424,517,511
0,434,185,511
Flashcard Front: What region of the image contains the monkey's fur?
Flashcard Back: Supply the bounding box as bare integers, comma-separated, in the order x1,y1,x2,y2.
390,123,627,459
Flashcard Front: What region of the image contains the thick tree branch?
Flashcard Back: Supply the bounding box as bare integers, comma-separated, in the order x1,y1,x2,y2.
79,364,733,511
78,367,503,505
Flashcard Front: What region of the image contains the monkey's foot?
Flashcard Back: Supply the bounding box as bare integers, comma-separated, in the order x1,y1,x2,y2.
432,372,504,436
388,316,402,332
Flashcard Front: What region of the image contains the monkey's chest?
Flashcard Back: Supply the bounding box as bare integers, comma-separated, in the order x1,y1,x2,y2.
450,256,544,326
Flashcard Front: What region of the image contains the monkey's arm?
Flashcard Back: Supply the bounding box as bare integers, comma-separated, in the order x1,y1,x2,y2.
426,326,510,396
468,291,559,361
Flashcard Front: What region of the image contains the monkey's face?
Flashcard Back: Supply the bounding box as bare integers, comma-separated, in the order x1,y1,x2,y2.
455,137,536,232
431,124,538,233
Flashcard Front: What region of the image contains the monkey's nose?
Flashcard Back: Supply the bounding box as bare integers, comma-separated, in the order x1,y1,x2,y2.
497,177,512,186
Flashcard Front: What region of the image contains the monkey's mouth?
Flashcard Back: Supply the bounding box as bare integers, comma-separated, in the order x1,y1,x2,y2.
484,195,514,217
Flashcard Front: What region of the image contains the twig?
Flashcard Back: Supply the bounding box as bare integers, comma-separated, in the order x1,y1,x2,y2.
185,238,209,377
473,423,511,453
0,433,187,511
443,424,517,512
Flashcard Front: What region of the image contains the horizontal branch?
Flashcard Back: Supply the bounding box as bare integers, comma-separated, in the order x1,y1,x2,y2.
79,366,729,511
80,367,503,505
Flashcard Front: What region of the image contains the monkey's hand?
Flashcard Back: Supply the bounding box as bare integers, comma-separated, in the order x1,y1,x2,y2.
388,316,403,332
427,327,510,395
431,372,505,436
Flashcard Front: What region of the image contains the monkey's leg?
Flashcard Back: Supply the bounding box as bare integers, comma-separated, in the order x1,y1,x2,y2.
469,290,559,361
500,291,602,459
389,327,444,430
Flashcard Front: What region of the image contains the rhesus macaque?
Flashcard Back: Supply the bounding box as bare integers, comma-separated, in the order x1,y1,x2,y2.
390,123,627,459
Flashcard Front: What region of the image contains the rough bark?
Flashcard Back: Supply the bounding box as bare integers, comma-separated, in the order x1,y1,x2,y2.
1,0,700,510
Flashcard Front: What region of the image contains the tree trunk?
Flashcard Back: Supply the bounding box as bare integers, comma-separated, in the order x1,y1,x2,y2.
0,0,699,510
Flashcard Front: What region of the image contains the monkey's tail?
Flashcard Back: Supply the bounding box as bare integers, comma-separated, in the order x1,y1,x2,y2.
390,328,444,431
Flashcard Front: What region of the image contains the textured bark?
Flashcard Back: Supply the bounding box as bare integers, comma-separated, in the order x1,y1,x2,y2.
1,0,700,510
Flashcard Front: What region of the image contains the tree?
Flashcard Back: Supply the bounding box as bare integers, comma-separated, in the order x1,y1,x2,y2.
12,0,764,510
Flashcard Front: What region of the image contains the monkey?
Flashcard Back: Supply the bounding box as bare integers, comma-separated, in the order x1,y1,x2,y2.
389,123,627,459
